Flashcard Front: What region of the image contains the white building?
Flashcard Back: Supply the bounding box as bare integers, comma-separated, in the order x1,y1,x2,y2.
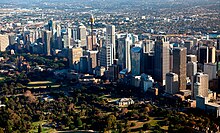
77,24,87,47
117,98,134,107
106,25,116,59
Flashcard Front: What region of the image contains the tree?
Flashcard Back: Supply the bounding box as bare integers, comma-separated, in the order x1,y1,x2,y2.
143,123,151,130
69,123,75,130
130,122,136,127
75,117,82,127
0,128,4,133
107,115,117,129
38,124,42,133
117,123,123,133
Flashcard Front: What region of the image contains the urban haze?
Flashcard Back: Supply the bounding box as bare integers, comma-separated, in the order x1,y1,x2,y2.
0,0,219,132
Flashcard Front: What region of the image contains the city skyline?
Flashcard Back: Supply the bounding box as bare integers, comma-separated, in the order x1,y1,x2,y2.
0,0,220,132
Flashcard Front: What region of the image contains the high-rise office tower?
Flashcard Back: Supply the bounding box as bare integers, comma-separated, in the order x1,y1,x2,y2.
108,60,120,81
165,72,179,94
153,36,170,85
218,71,220,91
199,46,209,64
187,61,197,80
42,30,52,56
186,55,197,62
142,39,154,53
143,52,154,75
68,47,83,69
71,27,78,41
87,35,97,50
106,25,116,59
118,34,133,72
77,24,87,48
173,47,187,90
217,37,220,50
23,30,30,45
87,50,98,69
34,28,42,41
169,49,173,72
53,23,62,49
131,46,142,76
48,19,53,31
0,34,9,52
100,44,113,68
8,34,17,45
204,63,217,81
63,34,69,48
192,72,209,99
67,27,72,47
80,56,89,73
56,24,61,37
184,40,194,54
199,46,216,64
208,46,216,63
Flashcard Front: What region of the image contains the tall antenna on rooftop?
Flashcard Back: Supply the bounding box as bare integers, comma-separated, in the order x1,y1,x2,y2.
90,14,95,50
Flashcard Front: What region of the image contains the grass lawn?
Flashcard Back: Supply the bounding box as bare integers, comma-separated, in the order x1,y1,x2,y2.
27,81,60,89
0,77,4,80
28,81,53,85
29,120,56,133
128,117,167,133
129,120,147,129
27,85,60,89
147,117,164,126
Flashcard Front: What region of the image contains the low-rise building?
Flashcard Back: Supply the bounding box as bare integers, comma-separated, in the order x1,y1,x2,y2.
196,96,220,117
117,98,134,107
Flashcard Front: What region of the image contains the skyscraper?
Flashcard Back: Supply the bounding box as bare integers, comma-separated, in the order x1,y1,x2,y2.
48,19,53,31
204,63,217,81
106,25,116,59
42,30,52,56
77,24,87,48
187,61,197,80
100,44,113,68
67,27,72,47
68,47,83,70
217,37,220,50
186,55,197,62
173,47,187,90
142,39,155,53
192,72,209,99
199,46,209,64
208,46,216,63
184,40,194,54
153,36,170,85
80,56,89,73
87,35,97,50
87,50,98,73
117,34,133,72
131,46,142,76
0,34,9,52
165,72,179,94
